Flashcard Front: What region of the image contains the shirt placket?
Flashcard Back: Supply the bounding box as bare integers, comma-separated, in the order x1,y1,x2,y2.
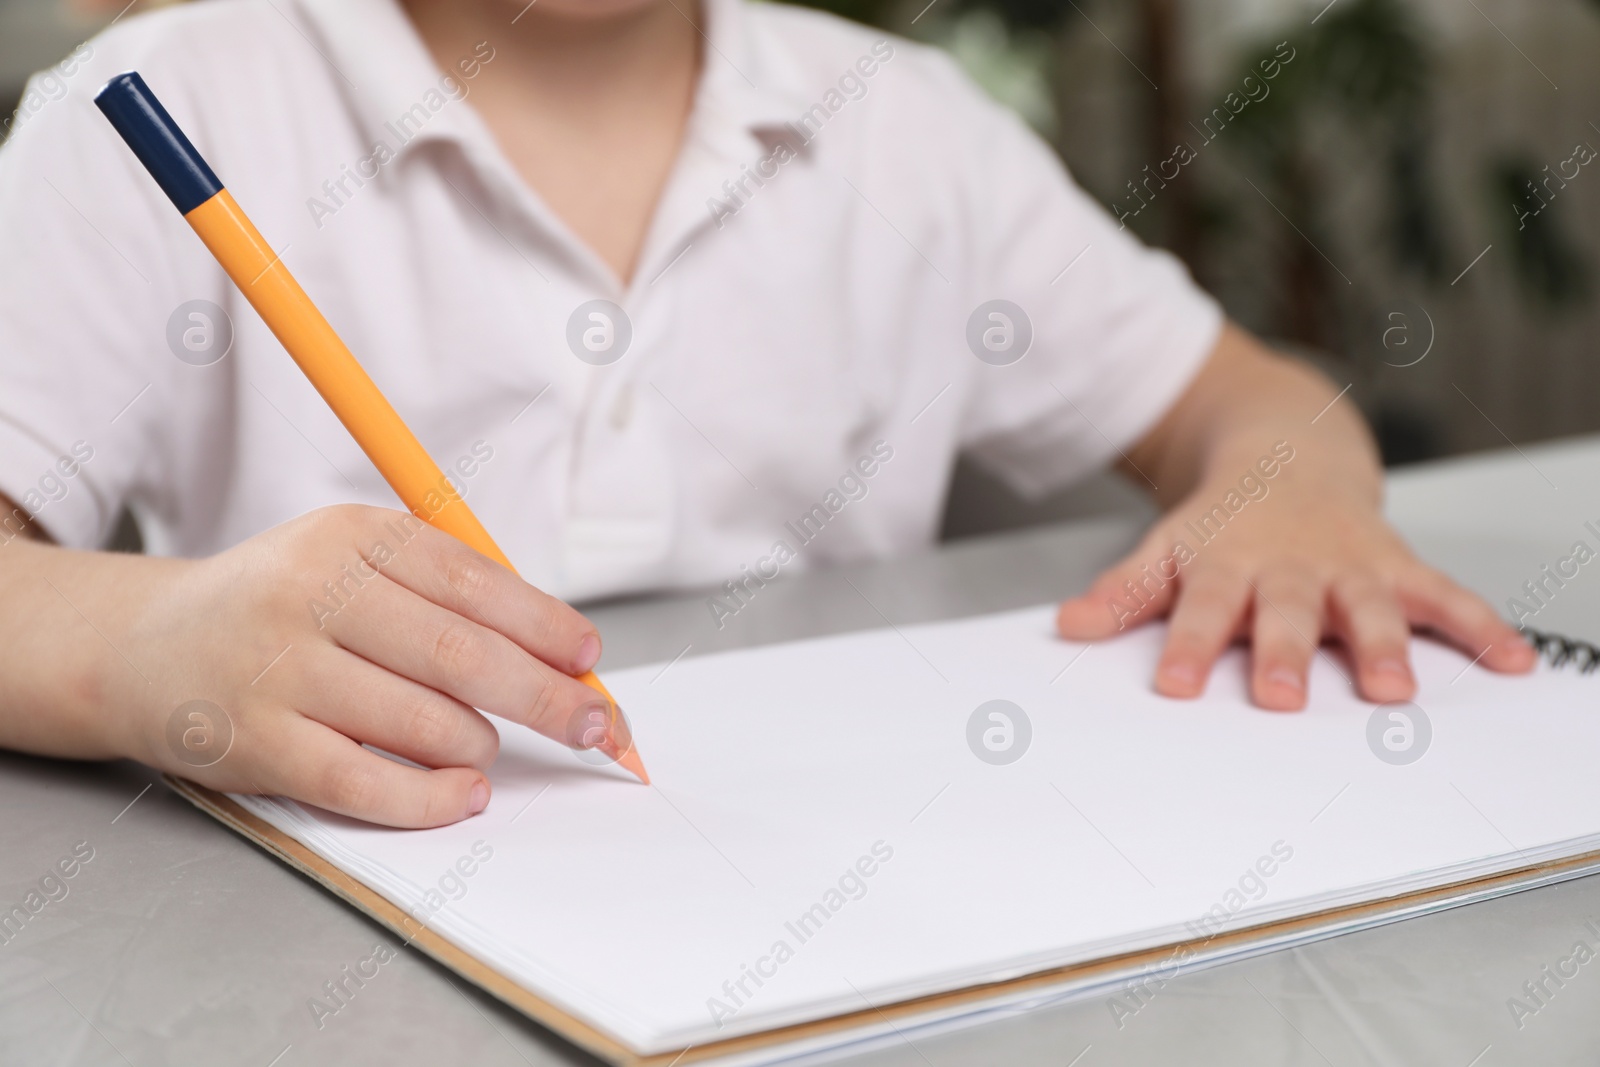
550,82,788,597
440,62,786,599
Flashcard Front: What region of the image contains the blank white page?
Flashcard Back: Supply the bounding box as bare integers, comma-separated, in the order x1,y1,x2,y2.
234,606,1600,1055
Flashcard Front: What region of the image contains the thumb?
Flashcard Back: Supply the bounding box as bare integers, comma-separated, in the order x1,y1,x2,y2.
1058,537,1184,640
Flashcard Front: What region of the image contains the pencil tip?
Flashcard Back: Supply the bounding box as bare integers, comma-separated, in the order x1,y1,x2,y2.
615,747,651,785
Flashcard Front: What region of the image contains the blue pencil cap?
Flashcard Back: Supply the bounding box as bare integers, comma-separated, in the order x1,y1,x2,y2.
94,71,224,215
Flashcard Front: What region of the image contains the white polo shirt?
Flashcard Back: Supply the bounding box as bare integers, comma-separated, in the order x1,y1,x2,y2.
0,0,1220,603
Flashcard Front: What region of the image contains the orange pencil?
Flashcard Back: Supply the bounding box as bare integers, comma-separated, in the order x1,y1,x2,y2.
94,71,647,784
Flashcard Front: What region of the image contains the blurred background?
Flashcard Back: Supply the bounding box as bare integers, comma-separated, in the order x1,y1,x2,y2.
3,0,1597,543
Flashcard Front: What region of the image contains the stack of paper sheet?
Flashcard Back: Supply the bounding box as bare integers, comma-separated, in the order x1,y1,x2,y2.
230,606,1600,1063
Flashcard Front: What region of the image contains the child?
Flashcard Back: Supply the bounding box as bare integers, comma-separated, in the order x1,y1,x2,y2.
0,0,1533,827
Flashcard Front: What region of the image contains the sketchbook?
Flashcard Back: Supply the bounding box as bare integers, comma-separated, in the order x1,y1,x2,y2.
171,607,1600,1065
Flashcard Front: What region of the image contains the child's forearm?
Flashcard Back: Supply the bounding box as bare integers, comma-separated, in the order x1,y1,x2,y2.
1122,322,1383,510
0,531,180,759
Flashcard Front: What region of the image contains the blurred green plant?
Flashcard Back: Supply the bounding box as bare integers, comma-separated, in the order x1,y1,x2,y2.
1221,0,1450,345
792,0,1591,329
1492,159,1592,306
793,0,898,26
922,8,1058,134
946,0,1069,31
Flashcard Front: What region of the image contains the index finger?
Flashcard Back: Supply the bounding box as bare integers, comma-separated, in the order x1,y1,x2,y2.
340,510,602,677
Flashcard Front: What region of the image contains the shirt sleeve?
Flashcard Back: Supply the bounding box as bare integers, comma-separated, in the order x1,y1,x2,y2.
0,53,197,547
951,72,1224,499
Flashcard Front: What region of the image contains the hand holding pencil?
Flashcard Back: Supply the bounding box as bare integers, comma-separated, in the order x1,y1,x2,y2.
84,71,646,824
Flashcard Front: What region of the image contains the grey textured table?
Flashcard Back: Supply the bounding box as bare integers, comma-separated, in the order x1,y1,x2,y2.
5,436,1600,1066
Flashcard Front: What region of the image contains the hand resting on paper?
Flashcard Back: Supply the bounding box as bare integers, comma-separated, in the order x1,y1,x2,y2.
0,504,621,828
1056,322,1536,709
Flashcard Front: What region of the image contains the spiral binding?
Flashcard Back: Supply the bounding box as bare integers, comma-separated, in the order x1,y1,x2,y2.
1523,629,1600,674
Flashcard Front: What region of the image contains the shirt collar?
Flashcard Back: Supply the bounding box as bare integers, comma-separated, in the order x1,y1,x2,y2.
290,0,474,160
695,0,813,141
291,0,811,167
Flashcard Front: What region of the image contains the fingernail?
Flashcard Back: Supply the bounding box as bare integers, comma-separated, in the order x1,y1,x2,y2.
597,705,636,763
1160,662,1199,687
1371,657,1411,680
1266,667,1303,692
566,700,612,749
1506,635,1538,663
468,780,489,815
575,633,601,674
